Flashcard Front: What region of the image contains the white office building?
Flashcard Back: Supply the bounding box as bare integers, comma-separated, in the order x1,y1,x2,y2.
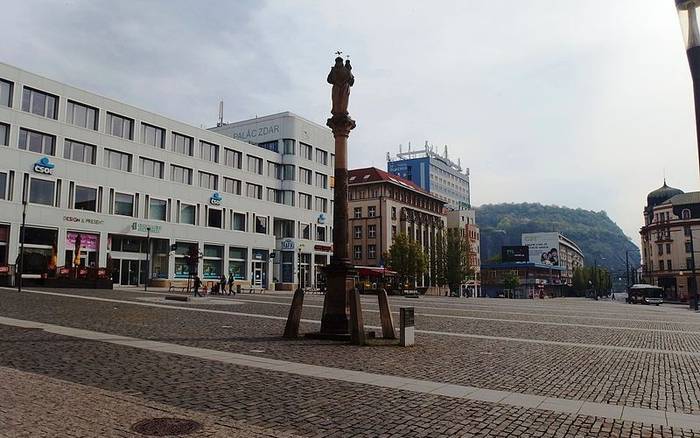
0,62,335,289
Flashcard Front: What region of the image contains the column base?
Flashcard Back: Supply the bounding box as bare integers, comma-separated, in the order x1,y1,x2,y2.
318,259,354,336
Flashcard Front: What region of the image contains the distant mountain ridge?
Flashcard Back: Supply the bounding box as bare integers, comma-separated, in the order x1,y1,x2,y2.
475,203,640,272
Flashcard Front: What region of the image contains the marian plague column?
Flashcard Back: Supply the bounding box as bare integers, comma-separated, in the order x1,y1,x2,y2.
321,56,356,335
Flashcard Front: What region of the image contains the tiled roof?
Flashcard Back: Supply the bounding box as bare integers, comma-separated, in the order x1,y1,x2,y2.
348,167,441,200
661,191,700,206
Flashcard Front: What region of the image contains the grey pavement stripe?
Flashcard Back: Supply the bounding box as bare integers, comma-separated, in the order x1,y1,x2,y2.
0,315,699,431
3,287,700,357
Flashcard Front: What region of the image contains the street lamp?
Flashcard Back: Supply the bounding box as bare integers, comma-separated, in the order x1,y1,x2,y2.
144,226,150,292
297,243,305,291
17,199,27,293
675,0,700,174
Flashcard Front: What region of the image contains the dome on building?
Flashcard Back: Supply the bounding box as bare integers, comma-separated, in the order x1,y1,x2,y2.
646,180,684,209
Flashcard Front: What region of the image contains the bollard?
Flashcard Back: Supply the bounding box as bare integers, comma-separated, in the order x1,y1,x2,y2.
283,287,305,338
378,288,396,339
400,307,415,347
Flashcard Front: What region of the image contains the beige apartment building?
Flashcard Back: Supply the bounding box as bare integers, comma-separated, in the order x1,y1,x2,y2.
347,167,445,291
446,209,481,274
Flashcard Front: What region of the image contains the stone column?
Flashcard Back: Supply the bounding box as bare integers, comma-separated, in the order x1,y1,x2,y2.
320,114,356,335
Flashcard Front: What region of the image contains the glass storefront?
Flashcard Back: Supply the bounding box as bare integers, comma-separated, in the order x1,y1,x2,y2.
280,251,294,283
0,225,8,266
228,247,247,280
251,249,268,288
64,231,99,268
19,226,58,276
150,238,169,279
203,244,223,279
174,241,198,278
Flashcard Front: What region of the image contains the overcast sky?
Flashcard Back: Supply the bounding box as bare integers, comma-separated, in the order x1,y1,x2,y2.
2,0,697,244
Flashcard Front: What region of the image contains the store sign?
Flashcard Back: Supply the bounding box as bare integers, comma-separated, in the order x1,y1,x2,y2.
33,157,55,174
63,216,104,225
131,222,161,233
210,192,222,206
66,232,99,251
314,244,333,252
280,238,295,250
231,124,280,140
317,213,327,224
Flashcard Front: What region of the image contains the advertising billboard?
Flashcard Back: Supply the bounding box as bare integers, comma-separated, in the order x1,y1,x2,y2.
501,246,529,262
522,233,560,266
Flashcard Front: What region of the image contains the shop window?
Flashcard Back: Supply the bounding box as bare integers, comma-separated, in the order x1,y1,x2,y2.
19,226,58,274
64,232,99,268
174,242,198,278
149,198,167,221
228,247,247,280
29,178,55,206
203,244,223,279
74,185,97,211
208,208,222,228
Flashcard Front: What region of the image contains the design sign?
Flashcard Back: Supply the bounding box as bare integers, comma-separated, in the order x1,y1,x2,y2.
33,157,55,174
210,192,222,206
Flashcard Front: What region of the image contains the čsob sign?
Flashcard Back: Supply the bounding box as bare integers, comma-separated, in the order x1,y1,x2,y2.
210,192,222,206
34,157,55,174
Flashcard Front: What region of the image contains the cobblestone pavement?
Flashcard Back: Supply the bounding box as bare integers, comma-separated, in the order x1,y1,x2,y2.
2,286,700,436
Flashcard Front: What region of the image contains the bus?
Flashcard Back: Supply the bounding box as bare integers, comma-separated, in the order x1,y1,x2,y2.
626,284,663,305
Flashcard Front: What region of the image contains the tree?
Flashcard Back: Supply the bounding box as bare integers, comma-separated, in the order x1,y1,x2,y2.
445,228,470,294
502,271,519,291
572,267,587,295
433,228,447,288
387,232,428,289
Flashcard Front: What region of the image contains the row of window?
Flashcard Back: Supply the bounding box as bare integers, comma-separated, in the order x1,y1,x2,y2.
353,224,377,239
353,206,378,218
0,77,334,172
353,244,377,260
0,171,332,241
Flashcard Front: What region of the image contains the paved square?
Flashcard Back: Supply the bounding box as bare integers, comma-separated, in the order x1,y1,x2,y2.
1,286,700,437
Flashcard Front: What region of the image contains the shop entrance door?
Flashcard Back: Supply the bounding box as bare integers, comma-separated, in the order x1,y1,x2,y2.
120,259,140,286
252,261,266,288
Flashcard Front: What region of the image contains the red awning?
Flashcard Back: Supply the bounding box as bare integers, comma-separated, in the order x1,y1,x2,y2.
355,266,397,277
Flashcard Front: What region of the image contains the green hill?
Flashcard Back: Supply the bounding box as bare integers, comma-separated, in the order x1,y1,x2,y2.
475,203,640,272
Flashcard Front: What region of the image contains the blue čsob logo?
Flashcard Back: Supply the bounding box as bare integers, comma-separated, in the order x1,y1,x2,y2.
281,238,295,250
318,213,327,224
33,157,55,175
210,192,222,205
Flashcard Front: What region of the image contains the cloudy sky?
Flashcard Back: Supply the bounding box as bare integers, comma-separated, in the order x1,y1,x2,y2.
1,0,697,243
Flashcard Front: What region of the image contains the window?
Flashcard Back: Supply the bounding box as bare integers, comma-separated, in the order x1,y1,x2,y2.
0,123,9,146
224,148,242,168
199,171,218,190
19,128,55,155
103,149,132,172
247,155,263,174
330,153,335,168
223,177,241,195
282,165,295,181
63,140,96,164
0,172,6,200
140,157,164,179
316,149,328,165
354,226,362,239
149,198,167,221
368,245,377,259
299,193,312,210
686,226,692,237
300,143,313,160
659,260,664,271
0,80,12,107
299,167,312,184
203,245,223,279
22,87,57,119
316,173,328,189
683,209,692,220
688,258,694,270
315,196,327,212
170,165,192,185
666,243,672,254
283,139,295,155
391,207,397,220
255,216,267,234
301,223,310,240
114,193,134,216
354,207,362,218
200,141,219,162
172,133,193,156
29,178,55,206
180,204,196,225
368,206,376,217
66,100,98,130
268,162,282,179
368,224,376,239
141,123,165,148
257,140,278,152
229,247,247,279
208,208,222,228
232,213,246,231
106,112,134,140
392,225,397,238
74,186,97,211
687,241,693,253
246,183,262,199
353,245,362,260
316,226,327,242
667,260,672,271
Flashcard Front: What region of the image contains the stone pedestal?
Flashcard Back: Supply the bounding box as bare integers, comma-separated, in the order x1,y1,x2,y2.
319,260,353,335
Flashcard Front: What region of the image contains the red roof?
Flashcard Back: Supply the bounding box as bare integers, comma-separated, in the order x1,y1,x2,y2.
348,167,441,201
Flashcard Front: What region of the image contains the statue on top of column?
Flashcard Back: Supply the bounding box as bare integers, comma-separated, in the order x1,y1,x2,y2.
327,56,354,116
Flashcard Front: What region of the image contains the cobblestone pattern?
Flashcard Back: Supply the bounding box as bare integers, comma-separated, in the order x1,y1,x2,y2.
0,365,295,438
0,325,695,437
2,290,700,415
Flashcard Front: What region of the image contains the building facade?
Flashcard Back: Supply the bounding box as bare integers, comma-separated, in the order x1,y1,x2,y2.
481,262,565,298
640,182,700,302
521,232,584,285
0,62,334,290
347,167,445,291
386,143,470,210
446,209,481,274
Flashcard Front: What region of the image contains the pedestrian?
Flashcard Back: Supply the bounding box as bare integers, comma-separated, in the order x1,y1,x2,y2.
193,275,202,297
220,274,227,297
228,272,235,295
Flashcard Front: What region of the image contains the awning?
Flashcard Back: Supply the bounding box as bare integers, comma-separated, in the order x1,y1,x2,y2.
355,266,397,277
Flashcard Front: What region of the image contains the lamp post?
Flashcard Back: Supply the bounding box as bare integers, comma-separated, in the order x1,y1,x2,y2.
676,0,700,174
17,199,27,293
144,226,150,292
297,243,305,290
